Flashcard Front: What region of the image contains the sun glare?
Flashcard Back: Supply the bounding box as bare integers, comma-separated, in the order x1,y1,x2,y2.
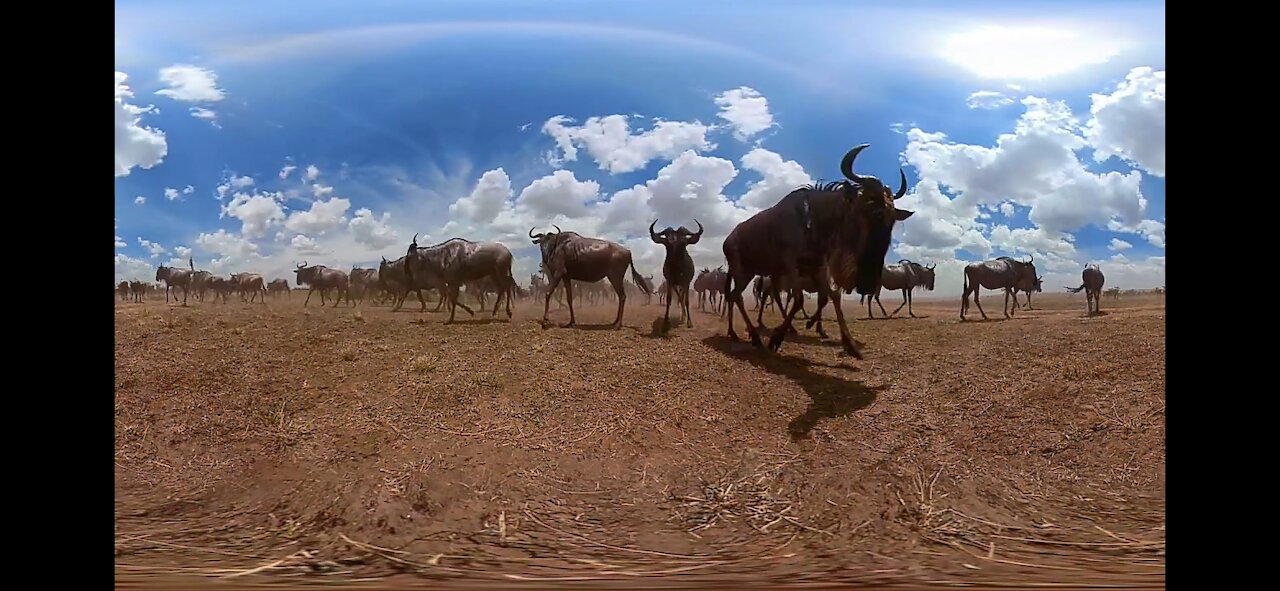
941,25,1126,80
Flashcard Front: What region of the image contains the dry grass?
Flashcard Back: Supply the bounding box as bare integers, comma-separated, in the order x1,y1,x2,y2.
114,291,1165,588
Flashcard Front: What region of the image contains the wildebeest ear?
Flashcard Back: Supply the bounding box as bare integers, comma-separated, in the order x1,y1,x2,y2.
894,208,915,221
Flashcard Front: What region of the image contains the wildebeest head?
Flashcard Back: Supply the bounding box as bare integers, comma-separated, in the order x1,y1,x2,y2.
649,219,703,250
919,262,937,291
293,261,318,285
529,225,564,261
834,144,914,293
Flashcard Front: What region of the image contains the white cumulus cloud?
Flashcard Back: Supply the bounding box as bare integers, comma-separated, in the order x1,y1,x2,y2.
155,64,227,102
115,72,167,177
714,86,775,141
1085,66,1165,177
542,114,714,174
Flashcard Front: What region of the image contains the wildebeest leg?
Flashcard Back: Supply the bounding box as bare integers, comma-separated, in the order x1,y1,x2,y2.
768,286,798,335
1003,289,1012,318
891,288,909,317
971,286,989,320
874,291,889,318
181,286,188,306
865,292,876,319
907,288,917,318
304,288,316,307
820,280,862,358
767,274,806,352
684,285,694,328
726,273,763,347
806,289,829,339
434,291,446,311
609,275,626,328
563,279,578,327
542,274,565,326
663,282,674,330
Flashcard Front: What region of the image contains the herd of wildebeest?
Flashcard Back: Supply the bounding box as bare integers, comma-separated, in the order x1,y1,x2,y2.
120,144,1161,359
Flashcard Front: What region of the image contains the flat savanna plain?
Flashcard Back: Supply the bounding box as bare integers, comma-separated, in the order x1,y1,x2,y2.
114,290,1165,589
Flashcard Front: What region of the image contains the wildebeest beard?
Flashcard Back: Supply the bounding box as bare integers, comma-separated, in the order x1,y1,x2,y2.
854,221,893,295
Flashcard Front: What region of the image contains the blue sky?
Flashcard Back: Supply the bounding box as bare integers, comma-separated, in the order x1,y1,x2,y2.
115,0,1165,294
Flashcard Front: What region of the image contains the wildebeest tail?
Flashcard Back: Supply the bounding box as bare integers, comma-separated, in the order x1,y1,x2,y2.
628,260,653,295
1065,283,1086,293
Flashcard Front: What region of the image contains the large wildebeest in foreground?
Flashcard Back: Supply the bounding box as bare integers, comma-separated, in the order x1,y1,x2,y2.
529,225,653,328
155,258,197,305
293,261,352,307
960,256,1039,321
1066,264,1106,315
721,143,914,358
650,218,702,329
230,272,268,303
861,260,936,318
267,278,290,297
404,235,515,323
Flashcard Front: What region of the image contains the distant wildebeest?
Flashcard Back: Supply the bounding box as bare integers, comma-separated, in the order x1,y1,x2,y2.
860,260,936,318
190,269,213,302
1105,287,1121,301
129,280,147,303
529,225,653,328
699,266,728,314
1066,264,1106,315
959,256,1039,321
229,272,268,303
650,218,702,329
404,235,516,323
116,281,131,301
205,275,237,304
155,258,197,305
721,144,914,358
348,267,379,305
753,274,825,335
1012,275,1043,310
267,278,290,297
293,261,352,307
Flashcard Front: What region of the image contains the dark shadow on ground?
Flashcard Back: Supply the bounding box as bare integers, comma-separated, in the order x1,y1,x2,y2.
701,335,886,441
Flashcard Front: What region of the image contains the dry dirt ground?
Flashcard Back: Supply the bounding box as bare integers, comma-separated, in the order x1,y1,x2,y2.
115,288,1165,589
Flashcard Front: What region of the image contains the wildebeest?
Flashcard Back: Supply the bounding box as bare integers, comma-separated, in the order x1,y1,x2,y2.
696,266,728,314
404,235,516,323
117,281,131,301
1012,275,1043,310
267,278,290,297
1066,264,1106,315
960,256,1039,321
650,219,702,329
230,272,268,303
155,258,197,305
720,144,914,358
529,225,653,328
1105,287,1121,301
348,267,379,305
293,261,352,307
190,269,213,302
129,280,147,302
861,260,936,318
206,275,236,304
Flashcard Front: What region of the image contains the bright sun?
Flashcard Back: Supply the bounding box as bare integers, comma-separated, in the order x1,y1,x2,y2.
941,25,1127,80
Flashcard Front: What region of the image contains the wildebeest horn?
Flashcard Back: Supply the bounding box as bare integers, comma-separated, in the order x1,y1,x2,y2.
649,219,661,241
553,224,562,234
839,143,870,183
894,168,907,199
1026,254,1034,264
298,260,308,268
692,219,704,238
528,227,537,239
928,263,936,270
898,258,910,265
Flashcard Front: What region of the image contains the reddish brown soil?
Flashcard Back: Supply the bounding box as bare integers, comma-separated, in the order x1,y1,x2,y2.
115,290,1165,588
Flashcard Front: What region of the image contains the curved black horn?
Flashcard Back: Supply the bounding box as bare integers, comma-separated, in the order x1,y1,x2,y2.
839,143,870,183
299,260,308,269
898,258,911,265
894,168,908,200
553,224,562,234
928,263,936,270
649,219,660,240
1027,254,1034,264
528,227,537,239
692,218,704,238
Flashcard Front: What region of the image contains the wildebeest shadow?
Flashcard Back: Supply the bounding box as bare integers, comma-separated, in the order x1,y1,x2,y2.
701,335,886,441
446,317,509,325
539,321,623,331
